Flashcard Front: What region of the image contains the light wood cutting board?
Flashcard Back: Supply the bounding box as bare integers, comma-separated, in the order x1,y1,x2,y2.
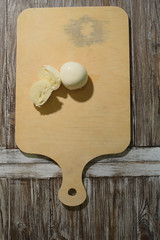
16,7,130,206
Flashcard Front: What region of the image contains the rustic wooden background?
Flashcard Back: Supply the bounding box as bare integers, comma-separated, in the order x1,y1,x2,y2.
0,0,160,239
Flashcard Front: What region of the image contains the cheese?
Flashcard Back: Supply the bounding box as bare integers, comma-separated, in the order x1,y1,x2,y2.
38,65,61,90
60,62,88,90
29,80,52,107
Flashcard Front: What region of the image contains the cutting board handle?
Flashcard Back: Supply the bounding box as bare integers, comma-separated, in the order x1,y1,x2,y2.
58,166,87,206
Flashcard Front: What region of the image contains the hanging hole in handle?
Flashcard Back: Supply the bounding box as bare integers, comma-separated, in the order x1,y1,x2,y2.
68,188,77,196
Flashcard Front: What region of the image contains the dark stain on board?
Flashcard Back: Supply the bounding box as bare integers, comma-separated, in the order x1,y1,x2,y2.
64,15,107,47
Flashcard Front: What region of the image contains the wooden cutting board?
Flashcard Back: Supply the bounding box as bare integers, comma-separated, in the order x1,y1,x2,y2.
16,7,130,206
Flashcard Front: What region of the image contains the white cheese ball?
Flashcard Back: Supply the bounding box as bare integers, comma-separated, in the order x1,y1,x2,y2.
60,62,88,90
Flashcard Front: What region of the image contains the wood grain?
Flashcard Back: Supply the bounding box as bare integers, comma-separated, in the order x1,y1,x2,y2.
9,177,160,239
136,177,160,240
0,179,8,240
2,161,160,178
1,177,160,239
0,0,6,147
9,179,50,240
130,0,160,146
1,148,160,178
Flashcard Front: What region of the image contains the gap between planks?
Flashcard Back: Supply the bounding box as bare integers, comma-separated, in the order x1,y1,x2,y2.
0,147,160,178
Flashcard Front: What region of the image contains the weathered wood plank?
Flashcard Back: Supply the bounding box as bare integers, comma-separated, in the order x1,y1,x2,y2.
1,147,160,164
6,0,38,148
0,0,6,147
9,179,50,240
3,176,160,239
1,148,160,177
50,177,137,239
0,148,51,163
130,0,160,146
0,164,61,178
1,161,160,178
44,0,73,7
73,0,103,6
0,179,8,240
136,177,160,240
94,178,137,239
2,160,160,178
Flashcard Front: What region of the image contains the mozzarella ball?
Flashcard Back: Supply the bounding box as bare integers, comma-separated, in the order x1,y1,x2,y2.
60,62,88,90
